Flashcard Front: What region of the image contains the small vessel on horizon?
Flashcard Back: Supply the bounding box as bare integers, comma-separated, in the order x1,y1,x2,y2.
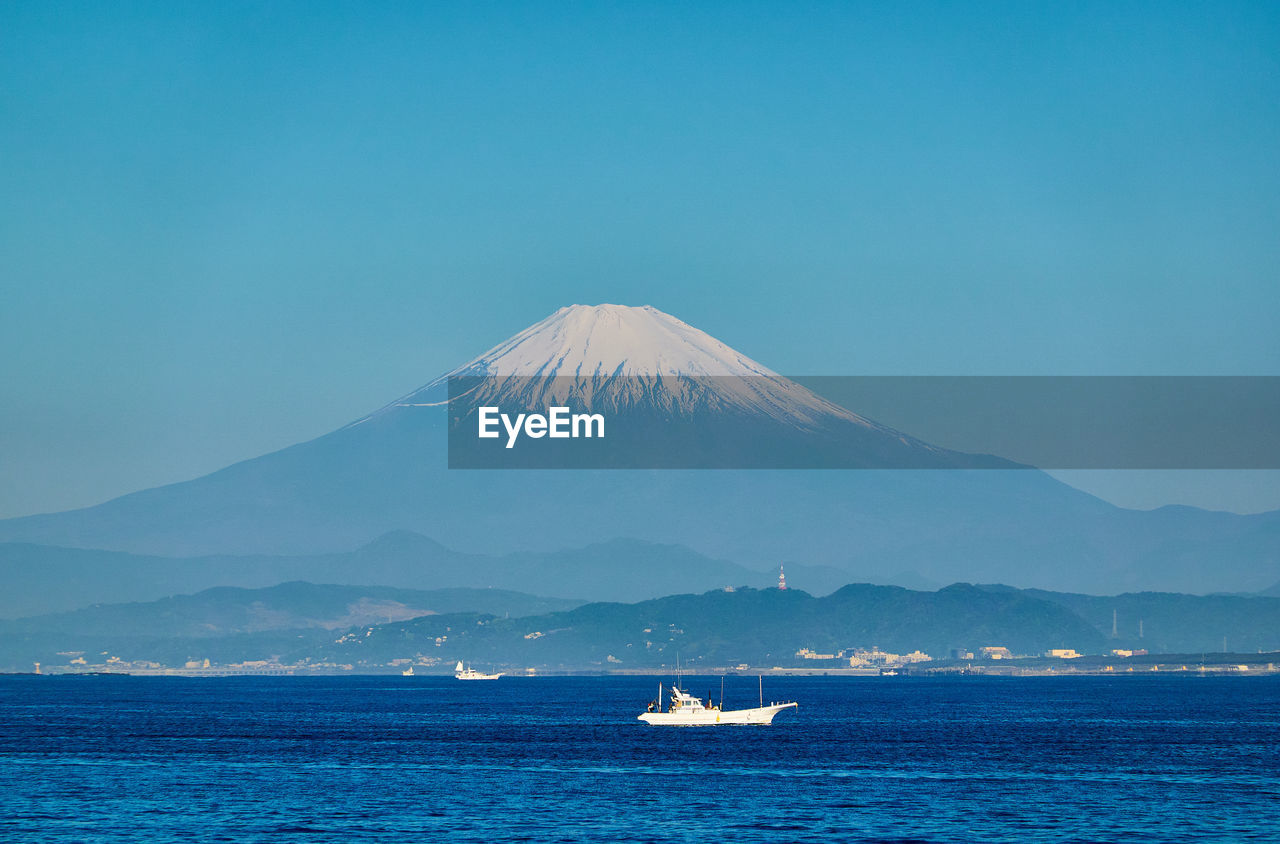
455,660,503,680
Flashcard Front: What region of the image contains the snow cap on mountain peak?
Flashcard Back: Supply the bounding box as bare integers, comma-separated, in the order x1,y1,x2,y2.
359,303,872,430
451,304,777,379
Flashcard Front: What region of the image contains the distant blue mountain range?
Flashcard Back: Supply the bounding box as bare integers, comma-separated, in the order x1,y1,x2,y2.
4,579,1277,673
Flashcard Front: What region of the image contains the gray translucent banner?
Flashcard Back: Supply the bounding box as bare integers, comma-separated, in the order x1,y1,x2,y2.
446,375,1280,469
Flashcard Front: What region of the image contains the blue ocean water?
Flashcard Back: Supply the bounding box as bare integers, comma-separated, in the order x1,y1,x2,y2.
1,675,1277,842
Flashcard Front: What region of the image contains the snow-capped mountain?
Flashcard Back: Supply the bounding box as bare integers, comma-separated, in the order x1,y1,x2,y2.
358,304,878,432
354,304,967,469
453,303,776,378
0,305,1275,595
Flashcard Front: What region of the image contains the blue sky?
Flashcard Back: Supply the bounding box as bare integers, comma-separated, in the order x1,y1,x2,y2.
2,2,1278,517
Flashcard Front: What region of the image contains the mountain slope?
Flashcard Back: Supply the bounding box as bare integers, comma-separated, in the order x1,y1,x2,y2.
984,585,1280,654
308,583,1280,670
10,581,1278,673
0,305,1275,594
1,582,580,639
305,583,1111,670
0,534,853,618
7,583,1109,672
364,304,894,433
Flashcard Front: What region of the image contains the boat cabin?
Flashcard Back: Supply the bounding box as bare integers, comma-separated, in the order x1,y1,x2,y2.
669,686,718,712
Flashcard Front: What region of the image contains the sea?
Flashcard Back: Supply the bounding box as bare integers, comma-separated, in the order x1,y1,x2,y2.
1,674,1277,842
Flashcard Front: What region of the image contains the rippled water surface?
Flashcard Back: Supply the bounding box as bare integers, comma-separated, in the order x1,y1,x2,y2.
2,675,1278,842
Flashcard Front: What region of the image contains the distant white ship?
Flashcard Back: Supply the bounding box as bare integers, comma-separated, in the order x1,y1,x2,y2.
401,666,414,676
638,680,796,726
455,660,503,680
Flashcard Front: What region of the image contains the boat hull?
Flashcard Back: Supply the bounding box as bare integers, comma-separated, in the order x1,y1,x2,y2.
637,702,796,726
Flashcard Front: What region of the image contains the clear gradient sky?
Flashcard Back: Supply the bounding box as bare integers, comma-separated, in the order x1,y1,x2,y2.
2,2,1278,518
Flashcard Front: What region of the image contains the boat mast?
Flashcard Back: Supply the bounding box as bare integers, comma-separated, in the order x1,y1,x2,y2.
759,674,763,708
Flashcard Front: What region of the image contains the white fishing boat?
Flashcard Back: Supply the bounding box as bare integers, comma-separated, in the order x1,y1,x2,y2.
401,666,414,676
454,660,503,680
637,677,796,726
